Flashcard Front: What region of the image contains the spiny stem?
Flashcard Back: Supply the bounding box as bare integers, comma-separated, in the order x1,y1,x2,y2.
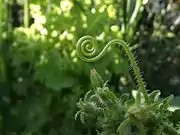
76,36,149,102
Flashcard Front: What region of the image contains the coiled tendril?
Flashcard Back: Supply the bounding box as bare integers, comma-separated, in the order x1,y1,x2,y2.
76,35,149,102
76,36,104,62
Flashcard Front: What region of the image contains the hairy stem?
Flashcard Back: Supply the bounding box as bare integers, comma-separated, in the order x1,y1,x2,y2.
76,36,149,102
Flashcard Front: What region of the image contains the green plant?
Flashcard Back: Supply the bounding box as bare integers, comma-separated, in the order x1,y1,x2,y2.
1,0,179,134
1,1,145,134
1,1,136,134
75,36,180,135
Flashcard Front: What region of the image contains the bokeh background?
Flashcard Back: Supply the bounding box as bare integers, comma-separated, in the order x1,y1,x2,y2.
0,0,180,134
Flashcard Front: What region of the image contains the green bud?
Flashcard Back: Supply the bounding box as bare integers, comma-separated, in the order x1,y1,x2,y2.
90,68,103,90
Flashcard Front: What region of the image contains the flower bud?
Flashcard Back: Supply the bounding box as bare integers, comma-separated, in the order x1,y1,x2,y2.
90,68,103,90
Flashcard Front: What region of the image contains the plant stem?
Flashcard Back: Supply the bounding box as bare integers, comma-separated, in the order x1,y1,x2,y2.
0,0,3,46
24,0,29,28
76,36,149,102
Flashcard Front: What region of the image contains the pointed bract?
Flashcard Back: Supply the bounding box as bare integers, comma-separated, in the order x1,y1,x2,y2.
90,68,104,90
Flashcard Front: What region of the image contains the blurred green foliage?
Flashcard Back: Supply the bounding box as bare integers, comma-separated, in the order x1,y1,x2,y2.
0,0,179,135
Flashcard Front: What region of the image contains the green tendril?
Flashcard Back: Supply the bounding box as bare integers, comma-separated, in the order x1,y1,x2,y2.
76,35,149,102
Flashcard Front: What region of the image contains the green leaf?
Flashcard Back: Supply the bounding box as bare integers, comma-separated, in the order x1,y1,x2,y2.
149,90,161,102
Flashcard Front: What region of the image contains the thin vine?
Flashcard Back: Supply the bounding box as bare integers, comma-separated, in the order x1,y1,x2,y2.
76,35,149,102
